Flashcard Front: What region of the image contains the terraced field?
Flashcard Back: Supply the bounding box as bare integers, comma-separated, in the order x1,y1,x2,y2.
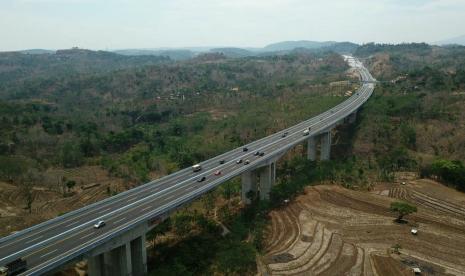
0,166,126,237
259,180,465,275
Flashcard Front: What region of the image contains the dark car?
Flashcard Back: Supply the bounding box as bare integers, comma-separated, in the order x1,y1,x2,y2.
254,151,260,156
197,176,206,182
259,152,265,157
236,159,243,164
219,160,225,164
281,132,288,138
243,147,248,152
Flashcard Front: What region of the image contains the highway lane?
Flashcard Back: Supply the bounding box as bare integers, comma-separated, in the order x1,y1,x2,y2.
0,85,364,255
21,80,375,273
0,56,375,274
0,92,360,257
1,58,374,260
20,78,376,274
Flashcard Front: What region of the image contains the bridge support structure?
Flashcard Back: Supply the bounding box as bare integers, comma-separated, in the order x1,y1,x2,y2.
241,158,278,204
348,111,357,124
86,224,147,276
307,131,333,161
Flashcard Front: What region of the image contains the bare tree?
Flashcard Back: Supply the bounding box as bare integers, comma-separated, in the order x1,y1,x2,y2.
19,169,42,214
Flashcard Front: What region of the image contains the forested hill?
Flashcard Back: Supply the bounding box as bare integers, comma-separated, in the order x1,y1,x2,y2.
0,51,351,188
350,43,465,191
0,48,170,89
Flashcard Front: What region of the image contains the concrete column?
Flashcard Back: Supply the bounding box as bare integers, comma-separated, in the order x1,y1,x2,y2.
101,244,133,276
307,136,317,161
123,242,133,276
348,112,357,123
259,164,275,200
241,171,257,204
103,247,120,276
130,234,147,275
270,162,276,185
320,131,332,161
88,254,104,276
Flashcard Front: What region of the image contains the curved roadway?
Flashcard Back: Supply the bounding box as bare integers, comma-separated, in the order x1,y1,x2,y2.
0,56,375,275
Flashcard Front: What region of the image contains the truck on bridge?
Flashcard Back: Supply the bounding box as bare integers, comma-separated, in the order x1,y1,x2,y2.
0,258,27,276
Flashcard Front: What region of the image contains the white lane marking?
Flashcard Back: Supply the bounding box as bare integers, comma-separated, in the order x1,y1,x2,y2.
65,220,81,228
185,186,196,191
1,57,364,249
126,197,138,203
23,65,373,273
79,232,95,241
141,206,152,212
113,217,127,225
25,235,43,245
0,89,347,249
40,249,58,259
98,208,111,214
2,64,372,263
165,194,176,201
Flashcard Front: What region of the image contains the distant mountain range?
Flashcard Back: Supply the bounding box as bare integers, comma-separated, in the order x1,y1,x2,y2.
263,40,337,51
435,35,465,46
113,41,359,59
5,40,359,60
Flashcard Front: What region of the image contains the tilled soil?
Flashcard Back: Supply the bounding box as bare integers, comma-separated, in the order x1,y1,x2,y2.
259,180,465,275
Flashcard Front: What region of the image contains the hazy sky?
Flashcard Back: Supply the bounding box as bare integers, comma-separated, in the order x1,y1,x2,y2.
1,0,465,51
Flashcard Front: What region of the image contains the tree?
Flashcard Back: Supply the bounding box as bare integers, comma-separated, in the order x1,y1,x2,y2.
201,192,216,216
19,169,43,214
65,180,76,192
60,141,83,168
390,201,417,222
392,243,402,254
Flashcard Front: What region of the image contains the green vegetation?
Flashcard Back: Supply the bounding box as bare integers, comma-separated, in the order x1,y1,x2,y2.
390,201,417,222
348,43,465,189
0,50,349,191
423,159,465,191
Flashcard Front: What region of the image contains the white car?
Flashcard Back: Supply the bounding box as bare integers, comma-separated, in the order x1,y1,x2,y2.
94,220,106,229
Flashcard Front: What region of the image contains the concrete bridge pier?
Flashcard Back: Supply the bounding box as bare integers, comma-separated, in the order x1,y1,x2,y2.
241,171,258,204
348,111,357,123
307,136,317,161
241,159,278,204
87,224,148,276
259,162,276,200
320,131,332,161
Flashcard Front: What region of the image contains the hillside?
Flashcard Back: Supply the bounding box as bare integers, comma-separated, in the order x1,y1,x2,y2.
263,40,337,51
0,50,353,237
0,48,170,89
436,34,465,46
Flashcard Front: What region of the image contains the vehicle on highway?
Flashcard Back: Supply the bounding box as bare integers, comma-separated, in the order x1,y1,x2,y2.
192,164,202,172
244,160,250,165
254,151,260,156
214,170,221,176
303,129,310,136
259,152,265,156
94,220,106,229
281,132,288,138
0,258,27,276
243,147,248,152
197,176,206,182
236,159,243,164
219,160,225,164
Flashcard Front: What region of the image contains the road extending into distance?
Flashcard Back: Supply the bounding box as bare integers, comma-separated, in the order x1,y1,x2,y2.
0,56,375,275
